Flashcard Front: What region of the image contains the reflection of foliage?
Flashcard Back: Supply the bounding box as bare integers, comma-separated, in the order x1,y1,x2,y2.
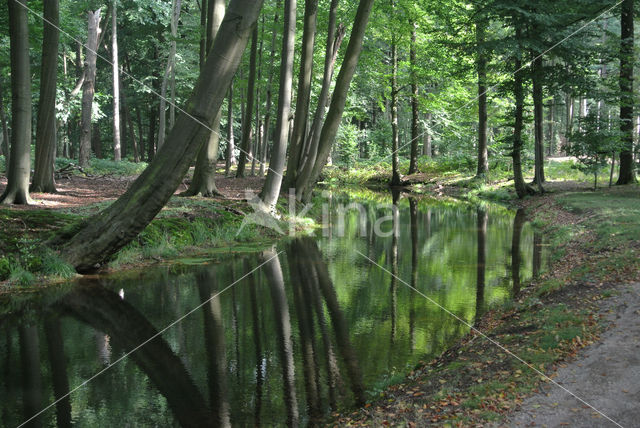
568,112,620,189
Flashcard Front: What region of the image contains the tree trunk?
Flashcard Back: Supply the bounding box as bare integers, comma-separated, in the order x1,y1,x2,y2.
55,0,264,272
284,0,319,189
475,19,488,177
259,0,297,209
44,315,72,428
297,0,375,202
236,26,259,178
390,30,401,186
1,0,32,205
121,82,140,162
0,84,9,166
531,54,545,190
423,112,432,156
19,325,43,427
91,123,102,159
185,0,225,196
31,0,59,193
259,3,282,177
564,93,573,152
511,209,525,296
617,0,636,184
408,22,419,175
225,82,235,175
78,9,102,168
112,0,121,161
512,32,534,199
158,0,182,151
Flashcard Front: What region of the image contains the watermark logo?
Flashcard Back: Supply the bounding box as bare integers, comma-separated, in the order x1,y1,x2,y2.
236,189,400,238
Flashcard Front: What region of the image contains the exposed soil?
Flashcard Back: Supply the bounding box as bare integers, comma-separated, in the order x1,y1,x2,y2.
0,166,266,210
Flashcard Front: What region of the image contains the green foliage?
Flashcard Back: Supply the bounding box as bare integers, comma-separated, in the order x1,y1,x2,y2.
567,113,621,188
335,123,363,167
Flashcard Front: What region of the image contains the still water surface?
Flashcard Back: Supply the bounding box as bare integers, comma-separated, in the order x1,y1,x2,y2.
0,193,541,427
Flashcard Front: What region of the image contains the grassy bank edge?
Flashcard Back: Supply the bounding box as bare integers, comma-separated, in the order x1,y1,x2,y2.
329,184,639,427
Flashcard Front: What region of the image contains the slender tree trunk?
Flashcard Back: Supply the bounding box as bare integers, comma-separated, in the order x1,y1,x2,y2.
1,0,33,205
475,19,488,177
185,0,225,196
121,82,140,162
55,0,264,272
78,9,102,168
0,84,9,166
617,0,636,184
111,0,121,161
31,0,59,193
423,112,432,156
158,0,182,150
259,0,297,209
225,82,235,175
408,22,419,175
297,0,375,202
260,3,281,177
564,93,573,152
512,32,534,199
531,54,545,190
390,31,401,186
237,27,259,178
284,0,319,189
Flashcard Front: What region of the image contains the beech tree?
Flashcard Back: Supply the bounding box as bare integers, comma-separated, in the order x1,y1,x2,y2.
55,0,264,272
1,0,32,205
259,0,297,210
616,0,636,185
78,9,102,168
31,0,60,193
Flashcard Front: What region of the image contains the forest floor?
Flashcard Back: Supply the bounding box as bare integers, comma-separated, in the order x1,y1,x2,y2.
0,167,286,291
330,182,640,427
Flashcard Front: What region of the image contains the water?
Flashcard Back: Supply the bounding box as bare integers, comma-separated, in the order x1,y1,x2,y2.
0,193,542,427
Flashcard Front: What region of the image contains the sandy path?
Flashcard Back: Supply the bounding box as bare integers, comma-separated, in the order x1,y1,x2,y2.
508,282,640,428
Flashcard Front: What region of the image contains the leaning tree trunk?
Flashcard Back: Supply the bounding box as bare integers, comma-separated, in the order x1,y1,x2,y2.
408,22,419,175
475,18,488,178
236,26,259,178
55,0,264,272
617,0,636,184
283,0,319,189
78,9,102,168
297,0,375,202
185,0,225,196
259,0,297,210
531,54,545,191
112,0,121,161
1,0,32,205
31,0,60,193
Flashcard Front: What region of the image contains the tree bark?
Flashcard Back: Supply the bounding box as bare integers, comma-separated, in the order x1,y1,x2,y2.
475,19,488,177
423,112,432,156
512,30,534,199
0,84,9,165
31,0,60,193
236,26,259,178
284,0,319,189
55,0,264,272
259,3,281,177
259,0,297,209
531,54,545,190
158,0,182,151
1,0,33,205
617,0,636,184
408,22,419,175
112,0,121,161
390,27,401,187
78,9,102,168
225,81,235,175
185,0,225,196
297,0,375,202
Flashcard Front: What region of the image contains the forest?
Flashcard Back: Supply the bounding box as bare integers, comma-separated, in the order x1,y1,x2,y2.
0,0,639,426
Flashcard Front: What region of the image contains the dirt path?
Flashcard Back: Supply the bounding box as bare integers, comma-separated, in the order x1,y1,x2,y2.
508,282,640,428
